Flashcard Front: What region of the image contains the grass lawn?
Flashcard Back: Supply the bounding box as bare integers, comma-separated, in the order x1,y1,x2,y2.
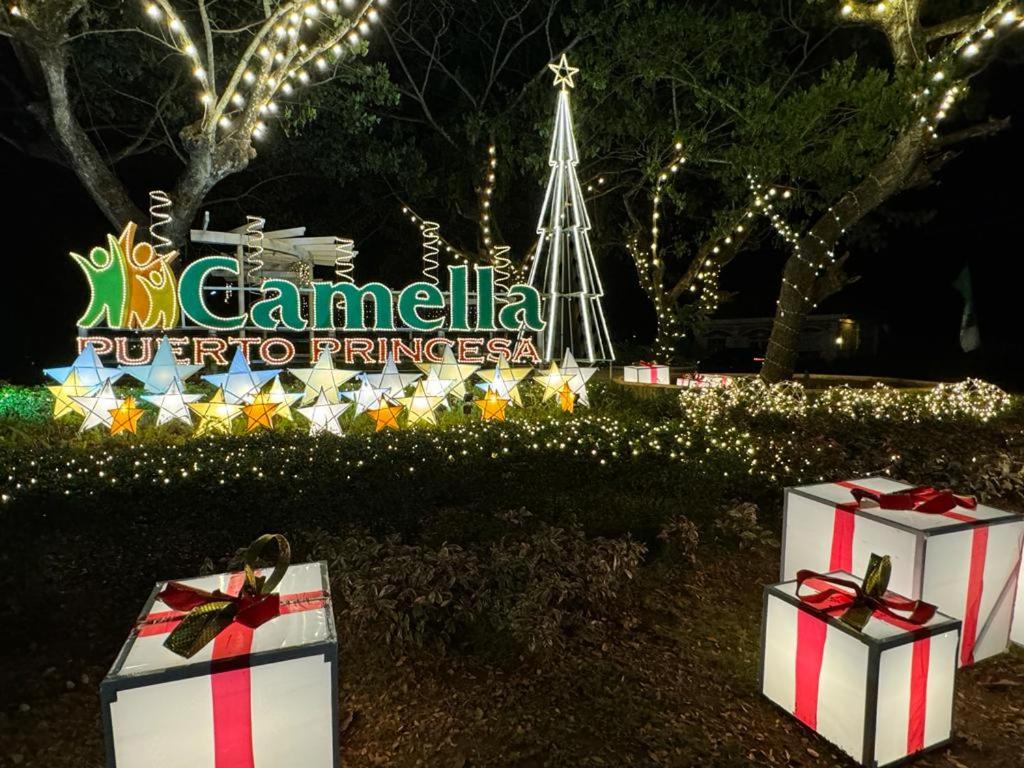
1,378,1022,766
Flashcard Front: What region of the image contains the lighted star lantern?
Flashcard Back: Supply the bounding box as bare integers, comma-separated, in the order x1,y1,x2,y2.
298,389,352,437
109,395,144,435
398,382,445,427
558,383,576,414
548,53,579,89
364,353,422,397
241,388,281,433
421,370,455,408
476,359,532,406
71,379,122,433
560,349,597,407
535,361,570,404
263,376,302,421
45,342,123,389
475,388,510,421
202,348,280,404
288,354,358,405
366,397,404,432
142,380,202,427
121,336,202,393
343,378,390,418
416,347,478,401
189,388,243,436
47,371,96,419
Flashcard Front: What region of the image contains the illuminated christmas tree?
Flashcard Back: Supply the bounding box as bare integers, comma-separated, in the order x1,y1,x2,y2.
526,55,614,363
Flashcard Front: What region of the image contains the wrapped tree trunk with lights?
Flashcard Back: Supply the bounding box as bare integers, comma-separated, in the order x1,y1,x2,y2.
759,0,1018,381
526,55,614,364
1,0,386,248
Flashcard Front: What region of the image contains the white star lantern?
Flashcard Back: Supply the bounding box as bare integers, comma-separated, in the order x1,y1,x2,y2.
476,359,532,406
535,361,570,403
298,389,351,436
417,347,478,401
363,353,421,398
71,379,122,433
121,336,202,394
288,354,358,404
45,342,123,389
560,349,597,407
342,378,389,417
141,380,203,427
202,348,280,404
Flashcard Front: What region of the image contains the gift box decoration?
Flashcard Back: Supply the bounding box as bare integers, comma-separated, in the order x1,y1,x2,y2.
623,362,670,385
760,557,961,768
781,476,1024,666
101,535,338,768
676,373,733,389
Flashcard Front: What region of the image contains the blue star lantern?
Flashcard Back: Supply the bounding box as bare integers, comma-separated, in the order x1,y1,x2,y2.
122,336,203,394
44,342,123,388
201,348,280,404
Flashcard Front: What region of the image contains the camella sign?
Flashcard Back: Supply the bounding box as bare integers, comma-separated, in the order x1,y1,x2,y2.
72,223,546,367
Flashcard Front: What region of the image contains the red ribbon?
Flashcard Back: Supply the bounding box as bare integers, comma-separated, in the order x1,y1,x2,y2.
139,573,327,768
847,485,977,517
793,571,937,752
835,480,986,665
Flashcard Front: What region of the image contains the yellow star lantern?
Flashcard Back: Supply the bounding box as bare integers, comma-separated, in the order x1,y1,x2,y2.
241,388,281,433
398,382,445,427
476,359,532,406
287,354,358,405
189,388,243,436
535,361,569,404
366,399,404,432
416,346,479,400
475,389,510,421
263,376,302,421
558,383,576,413
47,370,94,419
548,53,579,89
109,395,145,435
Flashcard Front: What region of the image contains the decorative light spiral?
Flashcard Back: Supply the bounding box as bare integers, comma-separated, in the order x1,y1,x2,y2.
149,190,175,261
334,237,356,283
421,220,440,287
244,215,266,285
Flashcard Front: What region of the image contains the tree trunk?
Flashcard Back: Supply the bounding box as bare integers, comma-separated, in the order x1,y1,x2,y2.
32,44,143,229
760,124,930,381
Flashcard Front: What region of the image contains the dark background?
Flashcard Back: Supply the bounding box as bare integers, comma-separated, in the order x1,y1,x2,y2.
1,51,1021,389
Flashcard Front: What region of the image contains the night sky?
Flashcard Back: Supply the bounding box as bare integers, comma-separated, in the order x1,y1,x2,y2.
2,43,1022,389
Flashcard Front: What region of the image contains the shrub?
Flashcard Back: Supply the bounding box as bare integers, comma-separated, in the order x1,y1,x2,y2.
656,515,700,564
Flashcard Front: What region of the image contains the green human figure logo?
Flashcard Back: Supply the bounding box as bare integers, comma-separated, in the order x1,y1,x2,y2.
71,234,129,328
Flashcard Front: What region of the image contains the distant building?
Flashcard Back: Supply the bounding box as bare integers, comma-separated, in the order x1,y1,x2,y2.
694,314,877,361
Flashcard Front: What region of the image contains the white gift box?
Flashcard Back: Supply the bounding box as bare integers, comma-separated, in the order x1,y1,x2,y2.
623,364,670,385
760,572,961,767
101,562,337,768
781,476,1024,666
676,373,733,389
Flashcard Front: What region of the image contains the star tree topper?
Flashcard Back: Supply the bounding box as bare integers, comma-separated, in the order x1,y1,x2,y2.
288,354,358,405
142,380,203,427
121,336,202,394
548,53,579,89
202,348,280,404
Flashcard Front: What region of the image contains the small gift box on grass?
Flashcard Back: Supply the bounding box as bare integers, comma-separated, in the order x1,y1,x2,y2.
101,535,338,768
781,476,1024,666
760,556,960,768
623,362,670,385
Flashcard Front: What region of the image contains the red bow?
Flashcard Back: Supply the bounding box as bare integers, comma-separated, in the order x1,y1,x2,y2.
796,553,937,632
850,486,977,515
159,581,282,629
